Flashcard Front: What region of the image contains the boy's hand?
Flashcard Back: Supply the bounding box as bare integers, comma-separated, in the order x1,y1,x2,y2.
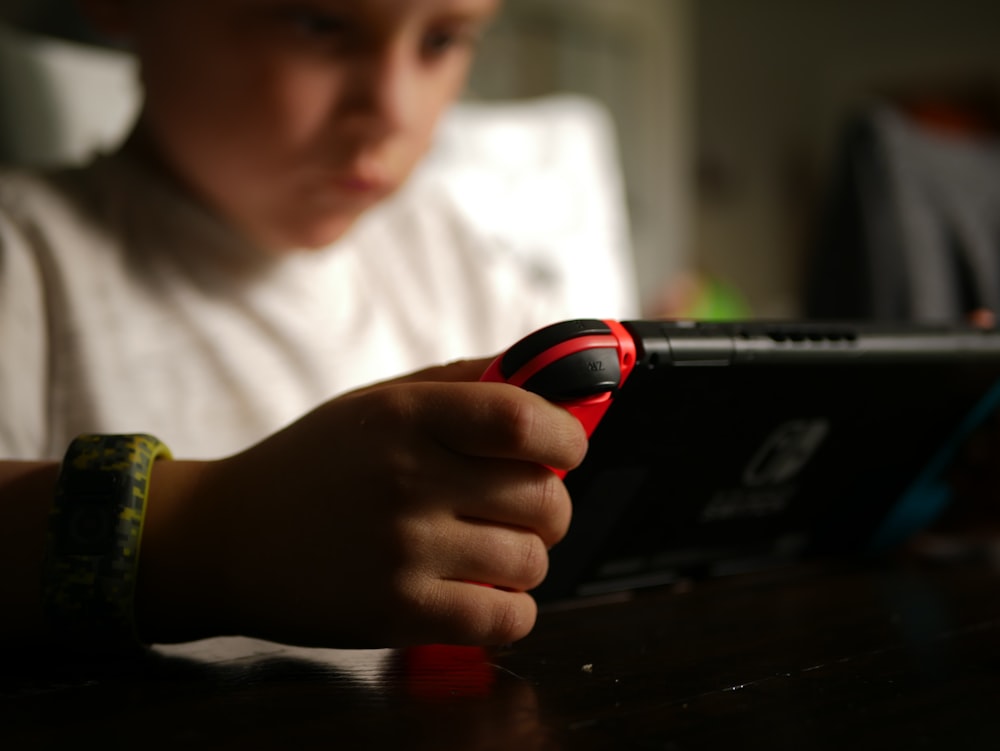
145,360,588,648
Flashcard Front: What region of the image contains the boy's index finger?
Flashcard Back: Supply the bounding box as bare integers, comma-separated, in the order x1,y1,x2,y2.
416,382,588,471
389,357,496,385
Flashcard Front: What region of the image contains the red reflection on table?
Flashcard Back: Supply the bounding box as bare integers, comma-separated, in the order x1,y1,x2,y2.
398,645,496,700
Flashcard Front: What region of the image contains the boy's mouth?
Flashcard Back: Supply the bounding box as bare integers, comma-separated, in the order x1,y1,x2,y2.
334,173,388,193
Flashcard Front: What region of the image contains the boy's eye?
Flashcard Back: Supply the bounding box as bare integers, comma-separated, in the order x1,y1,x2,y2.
281,8,349,38
421,25,481,60
425,29,456,53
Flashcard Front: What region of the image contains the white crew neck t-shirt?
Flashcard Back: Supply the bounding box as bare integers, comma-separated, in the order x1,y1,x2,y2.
0,148,632,459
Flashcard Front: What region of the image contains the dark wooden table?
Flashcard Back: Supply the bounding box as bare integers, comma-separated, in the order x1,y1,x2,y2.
5,553,1000,749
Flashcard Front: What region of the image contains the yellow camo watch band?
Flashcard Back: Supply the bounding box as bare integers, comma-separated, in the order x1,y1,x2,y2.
43,434,171,653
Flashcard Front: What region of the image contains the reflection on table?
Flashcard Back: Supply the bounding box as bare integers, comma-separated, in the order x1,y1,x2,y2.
5,553,1000,749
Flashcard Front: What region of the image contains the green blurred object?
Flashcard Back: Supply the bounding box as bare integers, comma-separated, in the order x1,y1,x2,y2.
685,276,751,321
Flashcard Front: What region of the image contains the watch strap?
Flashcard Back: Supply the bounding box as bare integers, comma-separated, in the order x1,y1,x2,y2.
43,433,171,653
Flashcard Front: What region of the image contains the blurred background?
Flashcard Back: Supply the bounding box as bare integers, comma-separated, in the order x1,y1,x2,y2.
2,0,999,320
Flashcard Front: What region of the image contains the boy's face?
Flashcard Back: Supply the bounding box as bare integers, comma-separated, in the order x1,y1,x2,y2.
122,0,500,251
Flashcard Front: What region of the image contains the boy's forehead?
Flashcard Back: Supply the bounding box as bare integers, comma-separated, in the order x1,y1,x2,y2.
341,0,502,15
130,0,502,32
211,0,501,12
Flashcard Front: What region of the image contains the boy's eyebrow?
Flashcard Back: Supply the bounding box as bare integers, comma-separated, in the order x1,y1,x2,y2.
269,0,500,13
424,2,502,36
237,0,501,38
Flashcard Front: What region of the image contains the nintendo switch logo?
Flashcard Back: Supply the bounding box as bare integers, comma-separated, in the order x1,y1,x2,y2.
742,419,830,486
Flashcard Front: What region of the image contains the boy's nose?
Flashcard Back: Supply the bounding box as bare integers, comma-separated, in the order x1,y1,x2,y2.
340,48,416,140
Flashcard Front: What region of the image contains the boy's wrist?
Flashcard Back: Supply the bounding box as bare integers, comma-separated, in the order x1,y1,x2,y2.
0,462,61,643
133,458,235,644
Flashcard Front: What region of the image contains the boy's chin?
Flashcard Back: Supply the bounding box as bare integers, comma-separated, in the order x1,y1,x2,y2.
254,216,361,255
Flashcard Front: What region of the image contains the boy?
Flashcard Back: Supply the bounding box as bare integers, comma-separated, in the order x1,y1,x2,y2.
0,0,628,650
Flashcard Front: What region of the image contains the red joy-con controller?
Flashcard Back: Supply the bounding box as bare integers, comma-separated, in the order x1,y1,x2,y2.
403,321,636,662
480,319,638,477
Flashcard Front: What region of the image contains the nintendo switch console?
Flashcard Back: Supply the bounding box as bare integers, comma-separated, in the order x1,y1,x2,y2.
483,319,1000,603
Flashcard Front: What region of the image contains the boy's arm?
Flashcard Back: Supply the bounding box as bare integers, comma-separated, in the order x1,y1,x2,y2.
1,363,587,650
147,376,585,649
0,462,59,640
0,458,227,645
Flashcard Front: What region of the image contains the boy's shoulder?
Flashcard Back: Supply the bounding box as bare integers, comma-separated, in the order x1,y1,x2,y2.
0,156,118,232
0,149,203,294
0,148,202,264
0,164,65,213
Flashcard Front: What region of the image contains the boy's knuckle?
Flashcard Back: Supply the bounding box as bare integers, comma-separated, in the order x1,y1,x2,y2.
366,386,415,426
519,537,549,590
494,393,538,454
389,569,425,612
530,474,572,545
490,595,534,644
